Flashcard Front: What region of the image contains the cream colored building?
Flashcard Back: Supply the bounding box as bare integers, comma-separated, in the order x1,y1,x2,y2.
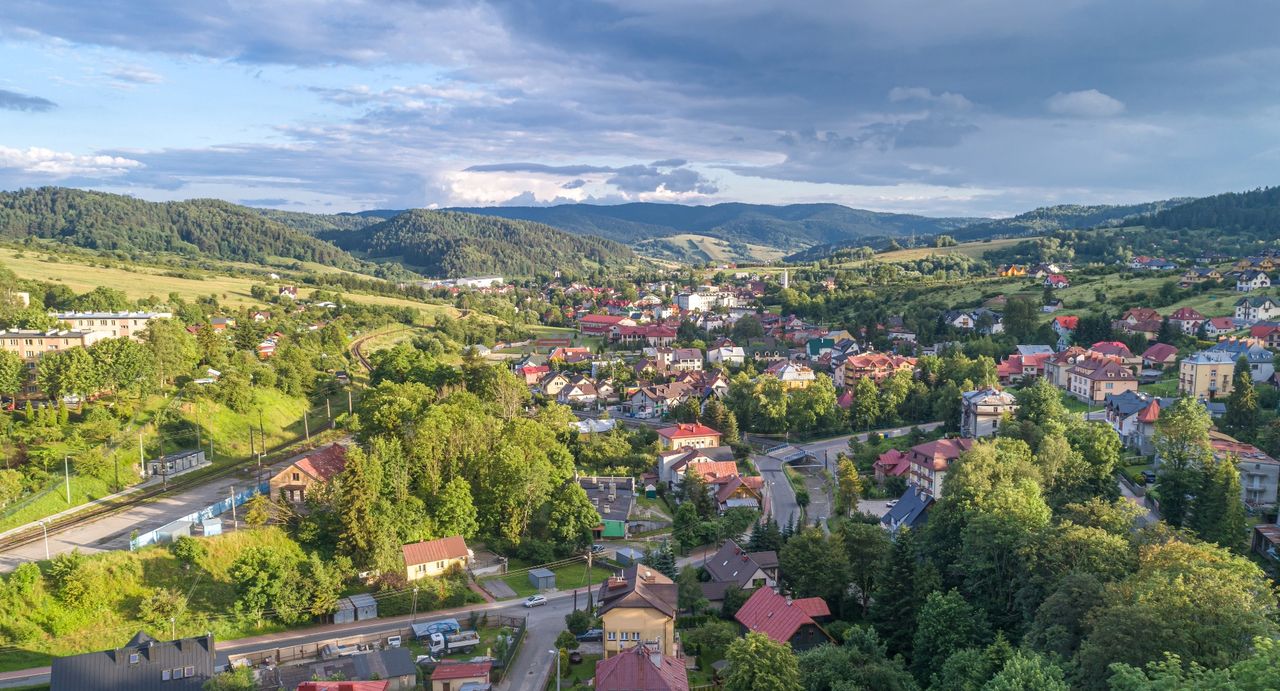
597,566,678,658
52,311,171,341
1178,351,1237,399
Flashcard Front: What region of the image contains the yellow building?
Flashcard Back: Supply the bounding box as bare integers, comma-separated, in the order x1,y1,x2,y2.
998,264,1028,277
597,565,678,658
1178,351,1237,399
656,423,722,452
402,535,471,581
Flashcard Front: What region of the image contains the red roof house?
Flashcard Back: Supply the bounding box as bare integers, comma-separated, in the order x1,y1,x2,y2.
297,682,388,691
1141,343,1179,368
594,643,689,691
734,587,834,652
874,449,911,481
430,660,492,686
656,423,722,451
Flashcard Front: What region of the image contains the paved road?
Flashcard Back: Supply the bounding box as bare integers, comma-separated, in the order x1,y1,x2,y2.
752,452,800,528
0,445,331,572
796,421,946,465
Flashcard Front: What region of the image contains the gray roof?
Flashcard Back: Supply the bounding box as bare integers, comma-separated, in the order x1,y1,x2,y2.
1207,340,1273,362
529,568,556,578
1016,345,1055,356
1103,390,1173,417
703,540,773,589
50,632,215,691
881,487,934,531
352,647,417,681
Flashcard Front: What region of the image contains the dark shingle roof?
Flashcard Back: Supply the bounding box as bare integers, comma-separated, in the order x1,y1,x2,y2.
50,632,216,691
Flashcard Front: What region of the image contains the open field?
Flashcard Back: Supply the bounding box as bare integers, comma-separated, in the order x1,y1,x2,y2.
662,233,789,264
0,246,463,317
868,236,1028,263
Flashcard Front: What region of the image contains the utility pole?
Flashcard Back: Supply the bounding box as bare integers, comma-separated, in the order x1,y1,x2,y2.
63,455,71,504
411,587,420,624
39,520,49,560
170,617,176,640
326,399,331,421
303,412,310,443
230,486,236,525
347,390,353,415
139,431,144,478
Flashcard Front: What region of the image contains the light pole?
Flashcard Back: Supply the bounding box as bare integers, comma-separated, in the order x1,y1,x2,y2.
547,649,560,690
38,520,49,560
411,587,420,624
63,455,71,504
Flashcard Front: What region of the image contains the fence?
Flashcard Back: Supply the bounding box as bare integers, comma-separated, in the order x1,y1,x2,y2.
129,481,269,550
491,614,527,681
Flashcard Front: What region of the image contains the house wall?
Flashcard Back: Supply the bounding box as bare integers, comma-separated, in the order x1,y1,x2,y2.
1179,361,1232,398
601,608,675,658
406,556,467,581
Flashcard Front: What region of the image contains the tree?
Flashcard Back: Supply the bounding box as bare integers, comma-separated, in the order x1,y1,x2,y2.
724,632,803,691
911,590,992,683
684,619,738,663
1107,636,1280,690
144,318,199,386
564,608,593,635
779,528,850,605
430,476,479,539
870,528,927,659
798,625,917,691
753,375,790,433
1153,397,1213,527
169,535,206,568
0,350,24,396
1190,452,1247,548
1222,356,1259,441
138,587,187,630
749,515,784,552
983,652,1068,691
36,347,101,400
203,667,256,691
1015,378,1069,430
243,494,272,527
673,501,703,552
677,566,709,614
835,458,863,516
851,376,881,431
836,520,891,616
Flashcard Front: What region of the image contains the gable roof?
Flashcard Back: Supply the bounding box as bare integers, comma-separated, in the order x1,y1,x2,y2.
50,632,216,691
402,536,469,567
430,661,492,681
792,597,831,619
657,423,722,440
1169,306,1206,321
734,587,832,645
703,540,771,588
598,565,678,618
293,444,348,482
1141,343,1178,362
594,643,689,691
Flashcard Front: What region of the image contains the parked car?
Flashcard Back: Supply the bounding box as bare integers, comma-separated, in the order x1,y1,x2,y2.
569,651,584,664
590,544,607,555
575,628,603,642
386,635,401,648
523,594,548,608
1142,470,1157,485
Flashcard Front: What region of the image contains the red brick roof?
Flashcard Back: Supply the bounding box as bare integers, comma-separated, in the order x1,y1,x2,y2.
579,314,628,325
793,597,831,618
297,682,389,691
908,438,976,472
1137,399,1162,424
657,423,722,440
1054,315,1079,330
431,661,492,681
1169,307,1206,321
734,587,830,645
402,535,469,567
1141,343,1178,363
687,460,740,482
594,643,689,691
294,444,347,482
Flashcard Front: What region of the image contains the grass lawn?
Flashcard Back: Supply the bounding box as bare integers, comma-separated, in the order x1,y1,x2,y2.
1057,390,1093,415
633,493,673,520
547,652,601,689
485,561,610,600
1139,378,1179,397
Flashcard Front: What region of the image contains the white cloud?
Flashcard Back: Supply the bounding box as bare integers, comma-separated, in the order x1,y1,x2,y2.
0,146,143,176
1046,89,1126,117
888,86,972,110
106,65,164,84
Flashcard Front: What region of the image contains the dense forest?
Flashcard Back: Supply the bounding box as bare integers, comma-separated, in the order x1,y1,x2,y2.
448,202,981,249
950,199,1191,242
0,187,357,266
323,209,640,277
1148,185,1280,235
254,208,382,234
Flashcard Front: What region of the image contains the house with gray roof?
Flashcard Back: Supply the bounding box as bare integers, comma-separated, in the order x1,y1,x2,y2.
50,632,216,691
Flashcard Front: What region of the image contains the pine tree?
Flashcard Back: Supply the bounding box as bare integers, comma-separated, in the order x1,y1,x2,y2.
1223,356,1259,442
1190,453,1247,548
870,528,923,660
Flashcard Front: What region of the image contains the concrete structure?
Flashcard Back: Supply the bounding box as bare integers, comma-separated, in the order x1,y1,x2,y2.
0,329,107,395
53,311,171,341
528,568,556,590
906,438,976,498
598,566,678,658
960,388,1017,438
1210,432,1280,507
1067,357,1137,403
655,423,722,451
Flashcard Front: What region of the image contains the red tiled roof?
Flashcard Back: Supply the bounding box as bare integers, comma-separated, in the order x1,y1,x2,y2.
734,587,830,645
1207,317,1236,329
1054,315,1079,330
402,535,469,567
1136,399,1162,424
874,449,911,477
908,438,976,471
687,460,740,482
1169,307,1205,321
1141,343,1178,362
294,444,347,482
431,661,493,681
594,643,689,691
658,423,722,440
297,683,389,691
1091,341,1134,357
579,314,627,325
792,597,831,618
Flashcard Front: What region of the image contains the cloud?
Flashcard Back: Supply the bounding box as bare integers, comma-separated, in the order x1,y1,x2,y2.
464,162,616,176
464,159,717,198
888,87,972,111
1046,89,1126,118
562,179,587,189
0,146,142,176
106,65,164,85
0,88,57,112
238,198,292,207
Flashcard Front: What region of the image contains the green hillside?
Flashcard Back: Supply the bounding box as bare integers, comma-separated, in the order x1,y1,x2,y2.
950,199,1192,241
0,187,356,267
322,209,640,277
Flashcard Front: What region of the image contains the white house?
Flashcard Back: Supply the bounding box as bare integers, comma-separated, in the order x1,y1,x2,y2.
708,345,746,366
1235,296,1280,324
1236,270,1272,292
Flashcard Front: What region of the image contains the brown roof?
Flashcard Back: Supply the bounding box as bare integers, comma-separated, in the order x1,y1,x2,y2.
594,643,689,691
431,661,492,681
598,565,678,618
908,438,976,472
734,587,832,646
293,444,348,482
402,535,469,567
1073,359,1134,382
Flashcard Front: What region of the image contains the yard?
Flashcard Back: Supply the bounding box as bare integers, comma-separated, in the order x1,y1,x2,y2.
546,652,601,689
483,559,612,600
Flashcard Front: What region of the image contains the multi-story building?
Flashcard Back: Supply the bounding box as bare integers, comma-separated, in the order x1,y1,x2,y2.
906,437,975,498
1234,296,1280,324
1178,350,1238,398
1067,357,1137,403
0,329,107,395
960,388,1018,438
597,566,678,658
53,311,171,341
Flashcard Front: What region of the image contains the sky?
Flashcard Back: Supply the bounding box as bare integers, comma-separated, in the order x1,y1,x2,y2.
1,0,1279,218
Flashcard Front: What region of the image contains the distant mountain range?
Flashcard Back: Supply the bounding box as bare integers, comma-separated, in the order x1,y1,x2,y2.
948,199,1193,242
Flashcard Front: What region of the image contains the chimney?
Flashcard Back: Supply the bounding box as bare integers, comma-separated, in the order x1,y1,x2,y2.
786,596,793,606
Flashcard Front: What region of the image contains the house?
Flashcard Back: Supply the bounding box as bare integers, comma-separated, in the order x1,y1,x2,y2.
656,423,722,451
1044,274,1070,289
1236,270,1272,292
280,649,417,691
52,311,172,341
1168,307,1207,335
537,371,572,398
712,474,764,512
402,536,471,581
1210,432,1280,507
881,486,934,533
960,388,1018,438
1251,322,1280,349
1235,296,1280,324
657,446,737,487
1103,391,1172,454
1066,357,1137,403
873,449,911,482
269,443,347,504
0,329,107,395
1179,350,1239,398
626,382,691,419
707,344,746,367
556,376,599,407
941,309,976,330
597,566,679,658
1179,268,1222,287
840,353,917,387
1236,256,1277,272
1207,338,1275,381
581,476,635,539
1051,315,1079,348
1089,341,1142,372
699,540,778,603
430,661,492,691
1141,343,1179,369
279,285,298,298
906,437,976,497
995,352,1053,384
50,632,215,691
575,417,619,437
579,314,634,336
1043,346,1089,388
997,264,1027,277
1202,316,1239,337
594,643,688,691
1121,307,1162,324
1042,299,1065,313
765,361,816,390
733,587,834,653
1030,263,1062,278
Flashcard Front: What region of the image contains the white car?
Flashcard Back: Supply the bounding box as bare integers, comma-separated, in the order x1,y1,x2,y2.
523,594,548,608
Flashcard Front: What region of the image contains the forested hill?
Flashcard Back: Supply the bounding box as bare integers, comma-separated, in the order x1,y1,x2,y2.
951,199,1192,241
447,202,981,249
1147,186,1280,233
0,187,357,266
321,209,640,278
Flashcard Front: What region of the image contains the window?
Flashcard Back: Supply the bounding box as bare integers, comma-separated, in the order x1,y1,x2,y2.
292,472,300,482
129,653,140,664
185,666,195,677
162,669,171,680
607,631,616,641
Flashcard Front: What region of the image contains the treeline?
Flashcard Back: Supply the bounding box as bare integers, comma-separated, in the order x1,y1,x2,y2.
951,199,1189,242
323,209,638,278
0,187,357,267
1149,185,1280,235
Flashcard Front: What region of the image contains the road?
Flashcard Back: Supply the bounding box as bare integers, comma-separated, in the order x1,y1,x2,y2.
0,585,587,691
0,444,337,572
752,451,800,528
796,421,946,466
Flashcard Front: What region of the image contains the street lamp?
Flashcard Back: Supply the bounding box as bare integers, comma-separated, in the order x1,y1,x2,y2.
38,519,49,560
547,649,561,690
